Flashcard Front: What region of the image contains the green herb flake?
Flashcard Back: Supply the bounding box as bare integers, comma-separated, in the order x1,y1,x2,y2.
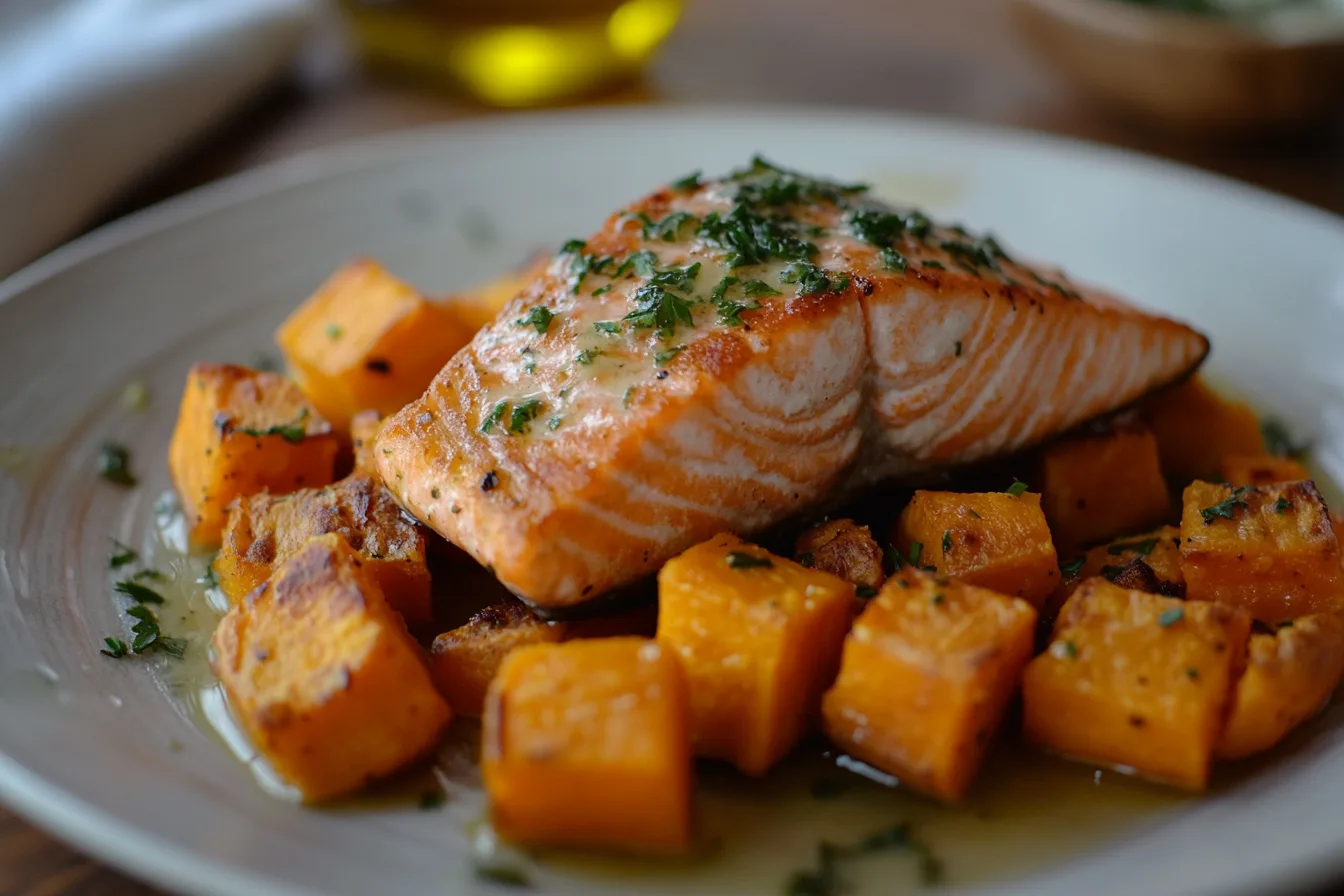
1006,479,1029,497
623,285,695,340
418,790,445,810
856,585,878,599
1200,487,1251,524
115,579,165,605
593,321,622,335
671,170,702,192
1262,419,1309,459
516,306,555,335
132,569,165,583
922,260,946,270
547,415,562,431
798,552,815,567
507,399,544,435
97,442,137,487
884,543,904,572
654,345,685,367
931,592,945,606
110,539,138,569
1186,667,1200,680
1057,640,1078,660
239,409,309,444
199,559,219,589
1158,607,1185,628
1108,537,1159,557
907,541,923,567
121,381,150,412
726,551,773,570
784,822,942,895
480,400,508,435
1274,497,1293,514
100,637,129,658
125,604,185,658
591,284,613,297
879,247,907,273
325,324,343,339
575,348,600,366
941,530,952,553
1060,556,1086,576
474,865,531,888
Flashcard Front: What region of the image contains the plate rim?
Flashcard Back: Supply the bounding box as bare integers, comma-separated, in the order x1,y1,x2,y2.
2,101,1343,896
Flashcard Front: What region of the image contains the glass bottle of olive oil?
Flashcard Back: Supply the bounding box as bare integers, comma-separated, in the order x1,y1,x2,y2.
339,0,683,107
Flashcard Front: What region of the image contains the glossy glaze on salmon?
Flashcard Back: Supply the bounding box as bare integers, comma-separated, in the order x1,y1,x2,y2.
376,159,1208,609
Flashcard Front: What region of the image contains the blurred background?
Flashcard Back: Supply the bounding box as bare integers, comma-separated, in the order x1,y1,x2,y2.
1,0,1343,889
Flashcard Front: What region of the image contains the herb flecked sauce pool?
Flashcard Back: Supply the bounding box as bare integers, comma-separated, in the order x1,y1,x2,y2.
139,457,1340,893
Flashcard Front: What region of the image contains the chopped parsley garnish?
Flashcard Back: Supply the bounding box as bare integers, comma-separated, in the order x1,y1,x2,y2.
612,250,658,279
1186,667,1200,680
100,637,129,658
799,552,815,567
856,585,878,599
931,592,945,606
1059,640,1079,660
1006,479,1029,497
937,235,1011,272
480,400,508,434
879,247,908,273
1261,418,1309,459
125,605,186,657
132,569,165,583
848,208,907,247
507,399,544,435
325,324,343,339
97,442,137,487
547,416,562,431
784,822,942,895
1158,607,1185,628
922,260,946,270
591,284,612,297
648,261,702,293
884,543,904,572
742,280,781,298
779,261,846,296
516,306,555,335
654,346,685,367
941,530,952,553
593,321,622,335
575,348,600,365
239,409,309,444
726,551,773,570
1060,556,1086,576
907,541,924,568
199,559,219,589
1274,496,1293,514
474,865,531,888
110,539,138,569
671,170,701,192
623,285,695,339
1200,486,1251,523
559,238,586,255
627,210,697,242
566,251,613,292
114,579,165,605
1108,537,1158,557
697,204,818,269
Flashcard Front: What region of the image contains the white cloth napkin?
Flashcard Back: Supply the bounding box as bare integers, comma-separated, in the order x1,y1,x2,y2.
0,0,318,278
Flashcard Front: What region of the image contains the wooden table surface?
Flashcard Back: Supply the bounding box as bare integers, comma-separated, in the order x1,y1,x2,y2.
3,0,1342,893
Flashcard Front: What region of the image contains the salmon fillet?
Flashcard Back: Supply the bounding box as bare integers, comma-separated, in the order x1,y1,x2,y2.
376,158,1208,609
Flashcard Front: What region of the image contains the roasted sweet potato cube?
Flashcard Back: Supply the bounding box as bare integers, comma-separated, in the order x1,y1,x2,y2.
1142,376,1265,482
1039,423,1170,549
350,410,383,476
1180,481,1343,623
1216,614,1344,759
1023,578,1250,790
275,260,475,432
894,490,1059,608
430,600,564,718
215,474,431,621
1050,525,1185,620
794,518,885,594
168,363,339,547
656,533,854,776
482,638,691,853
210,534,450,802
821,569,1036,802
1218,454,1311,487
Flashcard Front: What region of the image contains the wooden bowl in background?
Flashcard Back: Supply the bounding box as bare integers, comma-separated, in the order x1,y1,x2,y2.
1013,0,1344,136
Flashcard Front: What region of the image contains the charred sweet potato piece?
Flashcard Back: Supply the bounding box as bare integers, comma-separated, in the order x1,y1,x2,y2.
1023,578,1250,790
350,410,383,476
822,569,1036,802
210,534,451,802
1039,422,1170,549
168,363,339,547
793,518,885,594
275,260,475,432
430,600,564,718
1142,376,1266,482
215,474,431,622
1216,614,1344,759
482,638,692,853
1049,525,1185,621
1180,481,1343,623
430,601,659,718
1218,455,1311,488
894,490,1059,609
656,533,853,776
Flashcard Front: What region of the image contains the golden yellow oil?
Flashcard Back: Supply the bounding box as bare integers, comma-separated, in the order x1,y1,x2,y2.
338,0,683,107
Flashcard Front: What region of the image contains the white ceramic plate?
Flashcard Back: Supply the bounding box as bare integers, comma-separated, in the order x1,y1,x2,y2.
3,106,1344,896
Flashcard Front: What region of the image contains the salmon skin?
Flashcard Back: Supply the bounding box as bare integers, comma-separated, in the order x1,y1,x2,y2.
377,158,1208,609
